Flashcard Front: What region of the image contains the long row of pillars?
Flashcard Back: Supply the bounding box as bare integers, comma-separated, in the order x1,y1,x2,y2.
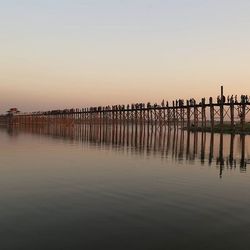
2,86,248,131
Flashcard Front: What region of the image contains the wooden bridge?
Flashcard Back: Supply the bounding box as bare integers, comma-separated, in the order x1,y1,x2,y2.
1,86,250,132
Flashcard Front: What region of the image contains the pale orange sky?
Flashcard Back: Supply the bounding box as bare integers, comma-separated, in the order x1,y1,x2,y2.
1,0,250,113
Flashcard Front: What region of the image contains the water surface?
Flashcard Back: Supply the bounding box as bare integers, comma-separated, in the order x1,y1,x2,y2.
0,124,250,250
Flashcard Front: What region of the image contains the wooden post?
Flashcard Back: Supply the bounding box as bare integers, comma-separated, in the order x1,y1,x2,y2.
154,106,157,126
175,102,179,128
194,100,198,128
167,102,170,127
181,105,184,128
201,98,206,129
209,97,214,131
230,99,234,130
139,105,142,125
147,106,150,125
163,105,166,125
220,85,224,129
150,106,153,126
172,101,175,127
126,105,129,125
186,100,190,129
241,101,246,131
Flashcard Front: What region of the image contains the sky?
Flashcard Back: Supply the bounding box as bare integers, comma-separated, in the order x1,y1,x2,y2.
0,0,250,113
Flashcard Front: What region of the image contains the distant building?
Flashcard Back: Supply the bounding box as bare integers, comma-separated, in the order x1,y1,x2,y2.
7,108,20,115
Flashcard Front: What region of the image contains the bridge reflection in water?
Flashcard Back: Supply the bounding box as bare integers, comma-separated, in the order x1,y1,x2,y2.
5,123,249,178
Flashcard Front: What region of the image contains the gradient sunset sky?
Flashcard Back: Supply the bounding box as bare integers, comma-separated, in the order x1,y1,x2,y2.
1,0,250,113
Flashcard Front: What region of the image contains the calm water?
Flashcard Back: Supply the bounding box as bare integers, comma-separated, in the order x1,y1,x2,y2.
0,124,250,250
